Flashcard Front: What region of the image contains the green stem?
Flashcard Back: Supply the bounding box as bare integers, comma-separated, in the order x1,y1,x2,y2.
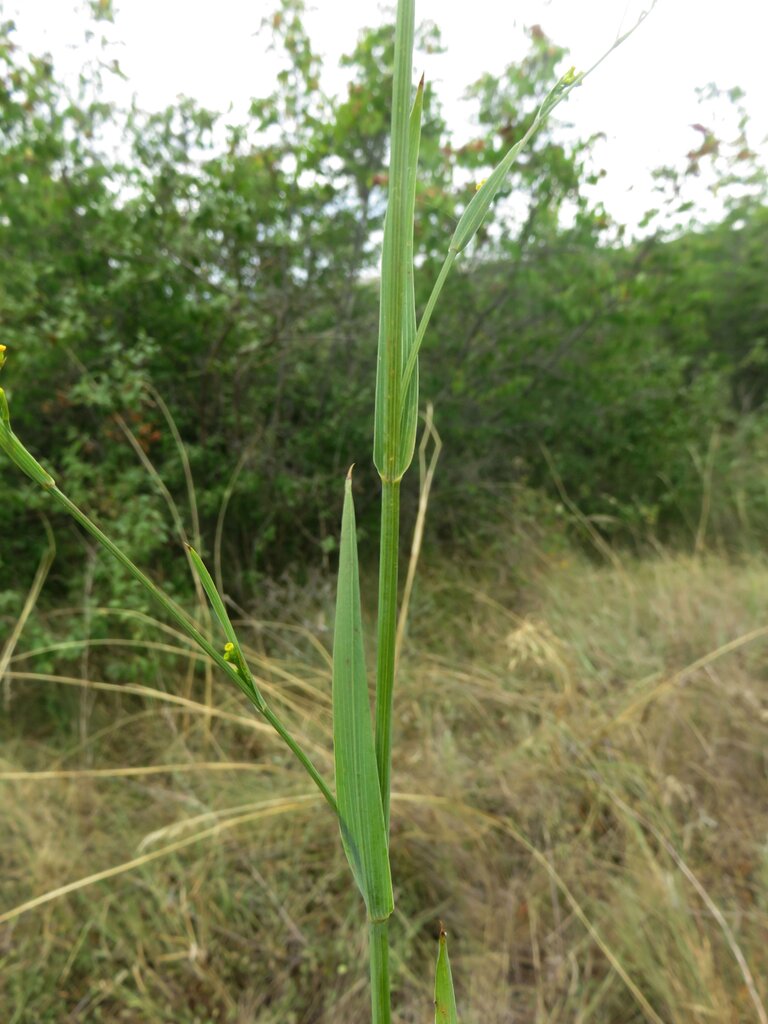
261,703,337,813
369,919,392,1024
374,478,400,834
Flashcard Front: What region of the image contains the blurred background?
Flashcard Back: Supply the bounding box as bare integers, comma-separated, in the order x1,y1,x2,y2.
1,1,767,1021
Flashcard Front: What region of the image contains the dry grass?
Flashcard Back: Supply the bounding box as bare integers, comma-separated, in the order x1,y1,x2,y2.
1,547,767,1022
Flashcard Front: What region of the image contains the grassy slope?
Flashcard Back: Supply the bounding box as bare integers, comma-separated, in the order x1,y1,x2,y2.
1,547,767,1023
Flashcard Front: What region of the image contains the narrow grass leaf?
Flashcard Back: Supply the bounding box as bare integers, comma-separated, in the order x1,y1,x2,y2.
186,543,265,708
449,69,581,255
373,0,415,482
435,926,459,1024
396,73,424,480
401,69,582,398
185,545,238,646
333,471,394,922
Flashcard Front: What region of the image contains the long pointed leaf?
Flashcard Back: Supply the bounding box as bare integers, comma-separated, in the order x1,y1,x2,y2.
401,68,583,398
186,543,265,709
396,73,424,481
449,68,581,256
435,926,459,1024
373,0,415,483
333,471,394,922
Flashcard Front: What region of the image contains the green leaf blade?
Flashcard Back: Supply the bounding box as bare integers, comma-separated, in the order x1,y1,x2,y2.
435,927,459,1024
333,472,394,922
450,70,581,255
186,544,238,646
395,73,424,481
373,0,416,483
186,544,265,708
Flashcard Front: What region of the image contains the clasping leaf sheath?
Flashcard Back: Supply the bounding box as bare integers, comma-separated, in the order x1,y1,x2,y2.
396,75,424,479
373,0,421,484
333,470,394,922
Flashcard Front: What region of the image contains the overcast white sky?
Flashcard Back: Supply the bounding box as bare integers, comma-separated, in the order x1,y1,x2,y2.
7,0,768,230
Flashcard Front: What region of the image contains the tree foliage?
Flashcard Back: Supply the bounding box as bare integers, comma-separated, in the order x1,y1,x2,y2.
1,2,767,609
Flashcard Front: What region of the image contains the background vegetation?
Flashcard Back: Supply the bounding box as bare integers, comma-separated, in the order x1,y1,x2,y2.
1,2,767,1021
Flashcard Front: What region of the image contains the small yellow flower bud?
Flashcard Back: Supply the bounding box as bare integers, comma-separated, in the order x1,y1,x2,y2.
224,642,235,652
0,345,6,371
561,66,581,86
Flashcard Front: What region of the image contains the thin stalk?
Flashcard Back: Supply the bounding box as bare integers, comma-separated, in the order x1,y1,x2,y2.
261,703,337,813
369,919,392,1024
374,478,400,833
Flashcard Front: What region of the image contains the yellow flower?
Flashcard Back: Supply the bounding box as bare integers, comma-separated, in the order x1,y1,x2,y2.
561,66,581,86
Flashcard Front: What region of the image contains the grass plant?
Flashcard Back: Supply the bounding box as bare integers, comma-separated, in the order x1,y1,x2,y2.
6,3,749,1021
2,548,768,1021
